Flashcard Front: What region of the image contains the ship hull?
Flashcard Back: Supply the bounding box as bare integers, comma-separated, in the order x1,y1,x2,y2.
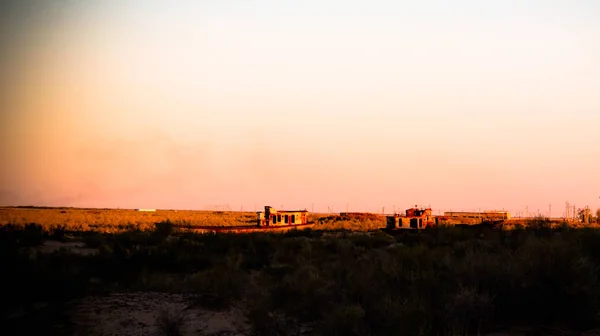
180,222,315,234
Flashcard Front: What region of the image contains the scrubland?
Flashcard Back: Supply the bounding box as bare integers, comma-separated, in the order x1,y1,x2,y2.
3,207,600,335
0,207,387,232
0,207,260,232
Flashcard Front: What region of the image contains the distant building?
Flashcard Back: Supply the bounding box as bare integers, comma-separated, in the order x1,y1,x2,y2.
136,209,156,212
257,205,308,226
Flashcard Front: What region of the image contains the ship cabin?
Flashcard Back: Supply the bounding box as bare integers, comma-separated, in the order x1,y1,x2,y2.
257,206,309,226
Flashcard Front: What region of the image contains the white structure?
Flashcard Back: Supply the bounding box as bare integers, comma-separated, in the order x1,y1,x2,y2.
136,209,156,212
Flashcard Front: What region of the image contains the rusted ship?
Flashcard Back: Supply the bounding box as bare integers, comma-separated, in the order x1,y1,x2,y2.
187,206,314,234
381,206,508,234
381,206,436,234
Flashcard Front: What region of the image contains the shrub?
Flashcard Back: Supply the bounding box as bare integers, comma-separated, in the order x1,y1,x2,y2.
150,220,176,244
155,307,187,336
528,215,552,232
20,223,46,247
81,232,105,248
49,224,68,242
444,286,494,335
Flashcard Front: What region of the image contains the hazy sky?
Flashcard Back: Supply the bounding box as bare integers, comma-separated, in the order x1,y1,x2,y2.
1,0,599,215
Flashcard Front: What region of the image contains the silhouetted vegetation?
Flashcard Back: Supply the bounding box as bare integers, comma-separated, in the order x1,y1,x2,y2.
3,219,600,335
156,307,188,336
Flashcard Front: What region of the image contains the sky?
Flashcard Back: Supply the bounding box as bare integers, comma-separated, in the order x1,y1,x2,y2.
0,0,599,215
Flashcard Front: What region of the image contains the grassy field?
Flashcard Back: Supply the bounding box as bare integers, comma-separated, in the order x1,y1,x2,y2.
1,207,595,234
3,207,600,335
0,207,387,232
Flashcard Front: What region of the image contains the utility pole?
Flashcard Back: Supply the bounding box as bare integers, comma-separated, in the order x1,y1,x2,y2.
549,204,551,218
525,205,528,218
311,203,314,212
346,203,349,212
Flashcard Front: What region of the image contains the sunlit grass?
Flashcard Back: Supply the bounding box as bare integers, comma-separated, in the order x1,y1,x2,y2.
0,207,389,233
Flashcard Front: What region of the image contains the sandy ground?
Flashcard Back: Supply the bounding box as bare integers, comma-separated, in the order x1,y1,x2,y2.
68,292,249,336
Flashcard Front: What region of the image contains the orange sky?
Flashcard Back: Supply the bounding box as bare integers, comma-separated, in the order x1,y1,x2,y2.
1,1,599,215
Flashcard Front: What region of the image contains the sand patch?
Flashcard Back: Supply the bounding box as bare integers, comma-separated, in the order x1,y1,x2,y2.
69,292,249,336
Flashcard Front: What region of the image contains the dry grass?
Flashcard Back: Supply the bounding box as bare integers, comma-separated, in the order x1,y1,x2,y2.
0,207,256,233
0,207,385,233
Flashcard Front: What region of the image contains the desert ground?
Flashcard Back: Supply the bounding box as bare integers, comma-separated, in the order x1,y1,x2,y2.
3,206,600,336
